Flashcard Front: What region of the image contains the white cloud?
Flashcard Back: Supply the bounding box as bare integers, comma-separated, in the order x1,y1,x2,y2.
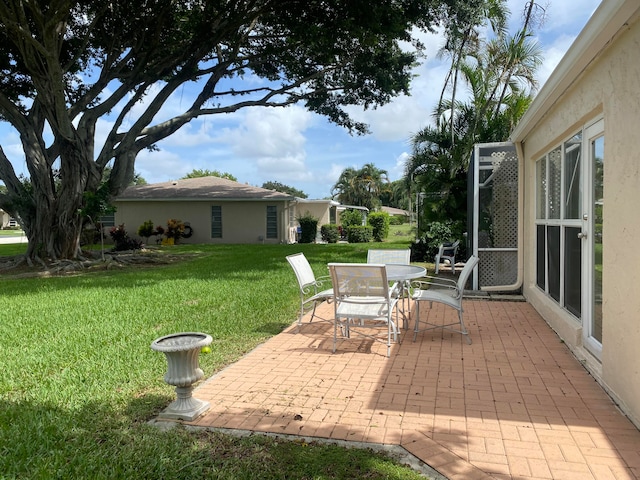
536,33,577,87
218,106,313,157
135,149,190,182
160,120,217,148
392,152,411,181
537,0,600,33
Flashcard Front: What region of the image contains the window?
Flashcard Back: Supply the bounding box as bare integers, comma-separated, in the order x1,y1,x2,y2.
266,206,277,239
211,206,222,238
535,132,583,318
100,213,115,228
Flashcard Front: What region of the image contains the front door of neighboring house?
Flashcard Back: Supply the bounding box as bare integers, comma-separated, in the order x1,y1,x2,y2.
582,119,604,359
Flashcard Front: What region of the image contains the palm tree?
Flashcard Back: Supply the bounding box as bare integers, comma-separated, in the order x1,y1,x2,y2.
331,164,390,211
406,3,543,237
436,0,509,142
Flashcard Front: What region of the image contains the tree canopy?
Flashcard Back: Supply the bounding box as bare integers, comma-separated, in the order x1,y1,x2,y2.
331,163,390,211
261,181,307,198
181,169,237,181
405,0,543,237
0,0,482,261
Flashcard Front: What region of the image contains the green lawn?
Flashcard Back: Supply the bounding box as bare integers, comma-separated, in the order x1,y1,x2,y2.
0,229,23,236
0,240,430,479
388,223,414,238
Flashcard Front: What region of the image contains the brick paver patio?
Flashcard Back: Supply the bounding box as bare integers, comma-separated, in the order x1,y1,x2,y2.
180,299,640,479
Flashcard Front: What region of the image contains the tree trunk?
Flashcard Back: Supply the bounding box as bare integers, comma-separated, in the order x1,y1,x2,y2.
20,137,100,262
24,205,83,261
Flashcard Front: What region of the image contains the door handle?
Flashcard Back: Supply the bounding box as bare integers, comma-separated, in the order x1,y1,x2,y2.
577,232,588,239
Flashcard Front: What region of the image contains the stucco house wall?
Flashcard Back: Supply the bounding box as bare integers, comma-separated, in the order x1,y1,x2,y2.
293,200,337,227
115,199,290,244
0,209,9,228
114,177,294,245
512,0,640,427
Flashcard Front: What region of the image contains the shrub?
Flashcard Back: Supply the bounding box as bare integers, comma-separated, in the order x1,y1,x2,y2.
297,212,319,243
425,221,453,253
367,212,390,242
410,237,429,262
388,215,405,225
109,224,143,251
340,209,363,228
346,225,372,243
137,220,155,241
320,224,339,243
165,219,185,242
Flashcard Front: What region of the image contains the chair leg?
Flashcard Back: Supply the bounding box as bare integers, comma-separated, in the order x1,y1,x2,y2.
309,301,319,322
297,298,304,332
413,301,420,342
458,309,472,344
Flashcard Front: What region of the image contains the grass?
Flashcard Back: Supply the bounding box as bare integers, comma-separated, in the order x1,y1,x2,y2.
0,229,24,236
0,239,431,479
388,223,414,239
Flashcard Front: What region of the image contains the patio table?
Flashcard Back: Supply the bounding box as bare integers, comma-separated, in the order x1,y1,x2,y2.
384,264,426,329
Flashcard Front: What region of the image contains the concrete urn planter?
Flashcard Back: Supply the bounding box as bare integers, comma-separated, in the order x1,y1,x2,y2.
151,332,212,421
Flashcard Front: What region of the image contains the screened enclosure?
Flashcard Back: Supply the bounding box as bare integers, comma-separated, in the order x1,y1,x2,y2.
467,143,520,290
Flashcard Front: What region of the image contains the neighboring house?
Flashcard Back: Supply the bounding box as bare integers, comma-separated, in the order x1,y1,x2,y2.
293,198,340,226
292,198,370,227
0,209,10,228
114,177,295,244
381,206,410,220
0,209,19,229
510,0,640,427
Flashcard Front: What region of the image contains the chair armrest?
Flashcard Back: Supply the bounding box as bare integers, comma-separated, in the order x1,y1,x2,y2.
412,275,457,288
313,275,332,287
388,281,401,298
411,279,458,295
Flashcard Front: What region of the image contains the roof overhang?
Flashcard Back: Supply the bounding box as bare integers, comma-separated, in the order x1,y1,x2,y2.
337,205,369,212
115,197,293,202
294,198,340,206
510,0,640,143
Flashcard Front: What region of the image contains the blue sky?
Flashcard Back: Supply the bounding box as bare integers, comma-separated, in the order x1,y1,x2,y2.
0,0,601,199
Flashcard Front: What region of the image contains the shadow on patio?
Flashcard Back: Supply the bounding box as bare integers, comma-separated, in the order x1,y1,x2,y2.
176,299,640,480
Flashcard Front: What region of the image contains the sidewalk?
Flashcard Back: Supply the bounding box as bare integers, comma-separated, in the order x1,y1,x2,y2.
176,299,640,480
0,234,27,244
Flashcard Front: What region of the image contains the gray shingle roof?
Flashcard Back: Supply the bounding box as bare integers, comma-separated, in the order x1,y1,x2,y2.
117,176,294,201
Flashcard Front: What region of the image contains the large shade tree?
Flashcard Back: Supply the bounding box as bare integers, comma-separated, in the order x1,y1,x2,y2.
0,0,483,262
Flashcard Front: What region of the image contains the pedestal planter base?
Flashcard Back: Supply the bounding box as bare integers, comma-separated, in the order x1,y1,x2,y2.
151,332,213,421
160,386,210,421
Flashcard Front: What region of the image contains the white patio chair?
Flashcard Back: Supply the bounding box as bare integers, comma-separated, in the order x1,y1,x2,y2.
366,249,411,265
328,263,400,357
411,255,479,344
367,248,412,328
286,253,334,331
434,240,460,274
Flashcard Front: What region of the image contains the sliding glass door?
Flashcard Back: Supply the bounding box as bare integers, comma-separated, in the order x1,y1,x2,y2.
535,118,604,360
582,120,604,357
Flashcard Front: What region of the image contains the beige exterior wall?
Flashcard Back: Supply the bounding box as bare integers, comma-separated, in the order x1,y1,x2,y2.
114,200,291,244
518,15,640,426
294,202,333,227
0,209,9,228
